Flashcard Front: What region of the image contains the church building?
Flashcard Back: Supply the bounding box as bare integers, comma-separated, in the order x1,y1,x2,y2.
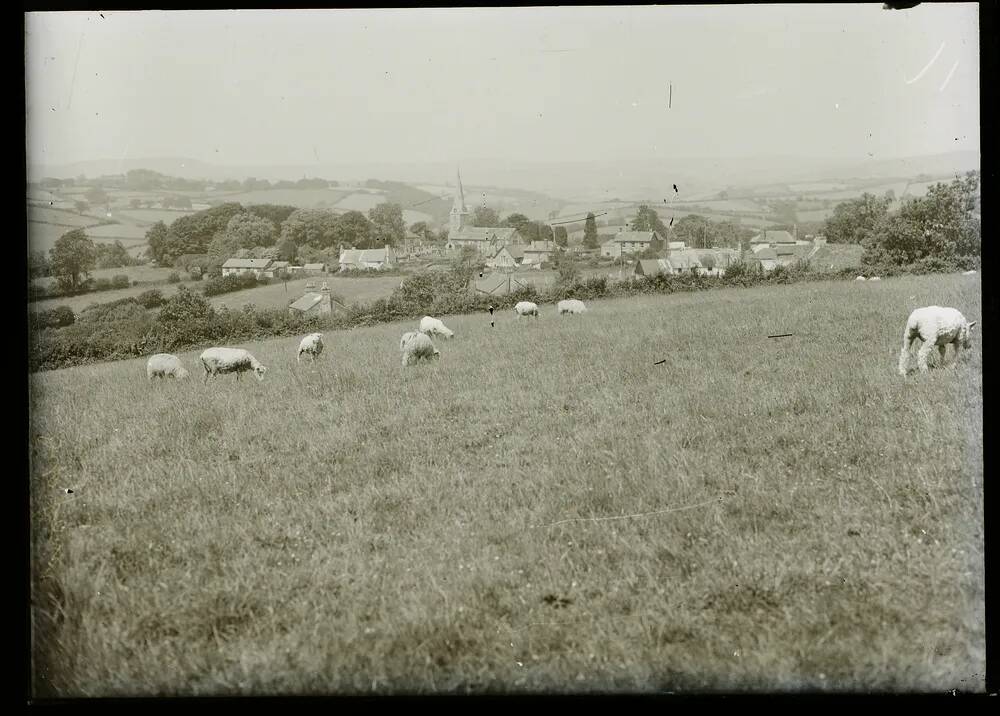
444,168,523,255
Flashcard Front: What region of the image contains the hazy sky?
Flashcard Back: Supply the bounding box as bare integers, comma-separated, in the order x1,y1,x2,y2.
24,4,979,168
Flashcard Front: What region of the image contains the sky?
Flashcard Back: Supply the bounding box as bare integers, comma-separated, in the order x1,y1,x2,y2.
24,4,980,170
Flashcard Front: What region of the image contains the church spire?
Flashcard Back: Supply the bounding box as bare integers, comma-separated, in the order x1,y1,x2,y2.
450,166,470,233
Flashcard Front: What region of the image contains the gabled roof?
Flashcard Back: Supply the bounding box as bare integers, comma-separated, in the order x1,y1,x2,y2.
750,230,796,244
666,250,703,269
667,241,686,250
636,259,668,276
222,258,273,269
269,261,291,269
608,231,661,244
492,244,525,260
303,263,326,270
289,293,324,311
449,227,520,243
340,248,393,264
750,246,778,260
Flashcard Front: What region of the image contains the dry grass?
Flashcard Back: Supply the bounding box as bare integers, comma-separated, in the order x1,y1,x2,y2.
29,273,984,696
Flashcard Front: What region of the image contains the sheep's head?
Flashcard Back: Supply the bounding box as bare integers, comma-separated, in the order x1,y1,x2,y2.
432,349,441,360
963,320,977,348
175,367,190,380
444,329,454,339
254,363,268,381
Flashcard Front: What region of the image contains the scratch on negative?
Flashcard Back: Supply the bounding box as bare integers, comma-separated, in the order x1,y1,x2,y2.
535,495,727,528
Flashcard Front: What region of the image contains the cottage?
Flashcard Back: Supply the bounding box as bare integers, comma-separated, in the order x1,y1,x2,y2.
521,240,557,266
600,231,664,258
221,258,274,278
750,230,797,246
486,244,525,269
664,249,704,275
260,260,292,278
339,246,397,271
302,262,327,275
289,283,334,317
748,245,779,271
635,259,670,278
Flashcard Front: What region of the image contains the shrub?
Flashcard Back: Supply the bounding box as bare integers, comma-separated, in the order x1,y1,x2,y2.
168,272,181,283
202,273,261,297
30,305,75,329
136,289,165,308
112,274,130,289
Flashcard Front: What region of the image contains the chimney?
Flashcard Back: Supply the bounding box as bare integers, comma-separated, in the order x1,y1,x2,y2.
320,281,332,315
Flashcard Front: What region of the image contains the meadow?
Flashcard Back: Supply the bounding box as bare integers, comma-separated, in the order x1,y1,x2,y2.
29,273,984,696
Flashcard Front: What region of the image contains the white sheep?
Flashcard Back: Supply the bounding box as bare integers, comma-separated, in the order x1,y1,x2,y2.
297,332,324,362
400,331,440,367
898,306,977,376
146,353,189,381
855,276,867,282
419,316,455,339
869,276,881,282
963,270,978,276
514,301,540,318
200,347,268,383
557,299,587,316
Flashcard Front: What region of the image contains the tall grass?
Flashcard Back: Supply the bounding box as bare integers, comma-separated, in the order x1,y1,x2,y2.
29,274,983,695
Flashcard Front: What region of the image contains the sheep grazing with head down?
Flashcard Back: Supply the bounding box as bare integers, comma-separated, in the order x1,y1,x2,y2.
855,276,867,282
898,306,977,376
146,353,189,381
400,331,440,367
513,301,540,318
297,332,324,362
963,270,978,276
557,299,587,316
419,316,455,340
200,347,268,383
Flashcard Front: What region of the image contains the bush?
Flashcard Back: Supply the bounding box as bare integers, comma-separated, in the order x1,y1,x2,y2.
136,289,165,308
167,272,181,283
112,274,130,289
202,272,262,297
93,278,113,292
30,305,75,329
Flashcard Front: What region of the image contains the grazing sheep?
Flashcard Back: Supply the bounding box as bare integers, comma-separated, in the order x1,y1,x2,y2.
419,315,455,339
297,332,324,362
400,331,440,367
855,276,867,282
514,301,540,318
898,306,977,376
146,353,189,381
200,347,268,383
963,270,978,276
869,276,882,281
557,299,587,316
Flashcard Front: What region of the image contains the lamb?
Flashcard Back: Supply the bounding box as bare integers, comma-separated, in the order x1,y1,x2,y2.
146,353,189,380
419,316,455,339
898,306,977,376
400,331,440,367
297,332,324,362
963,270,978,276
513,301,540,318
557,299,587,316
855,276,867,282
200,347,268,383
869,276,881,281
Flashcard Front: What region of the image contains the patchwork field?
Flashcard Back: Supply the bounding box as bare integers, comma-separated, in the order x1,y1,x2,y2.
29,273,983,696
214,188,353,208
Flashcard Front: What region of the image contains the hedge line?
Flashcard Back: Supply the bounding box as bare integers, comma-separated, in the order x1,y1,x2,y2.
27,256,980,373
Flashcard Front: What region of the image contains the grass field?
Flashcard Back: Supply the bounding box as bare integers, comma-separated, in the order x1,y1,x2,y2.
210,188,352,208
206,275,405,311
29,273,983,695
810,244,865,272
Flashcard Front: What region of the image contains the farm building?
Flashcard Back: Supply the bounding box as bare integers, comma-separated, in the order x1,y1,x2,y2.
260,260,292,278
485,245,525,269
635,259,670,278
302,263,327,275
695,248,741,275
221,258,274,278
600,231,664,258
288,283,334,317
521,241,556,266
663,249,704,274
748,245,779,271
338,246,397,271
445,167,524,255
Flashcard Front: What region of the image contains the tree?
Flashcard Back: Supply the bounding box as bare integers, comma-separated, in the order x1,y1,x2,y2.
520,220,553,244
555,255,581,286
94,240,134,269
279,208,342,249
368,203,406,247
129,198,142,209
583,213,599,250
50,228,97,292
28,250,51,278
823,193,892,244
145,221,172,265
554,226,568,247
409,221,435,241
247,204,300,226
673,215,715,249
221,212,278,249
74,200,90,214
472,206,501,227
700,254,716,272
277,238,298,262
334,210,374,249
503,213,530,230
167,203,245,260
632,205,669,235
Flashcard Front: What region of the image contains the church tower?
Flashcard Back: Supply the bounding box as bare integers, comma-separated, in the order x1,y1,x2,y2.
450,167,471,234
